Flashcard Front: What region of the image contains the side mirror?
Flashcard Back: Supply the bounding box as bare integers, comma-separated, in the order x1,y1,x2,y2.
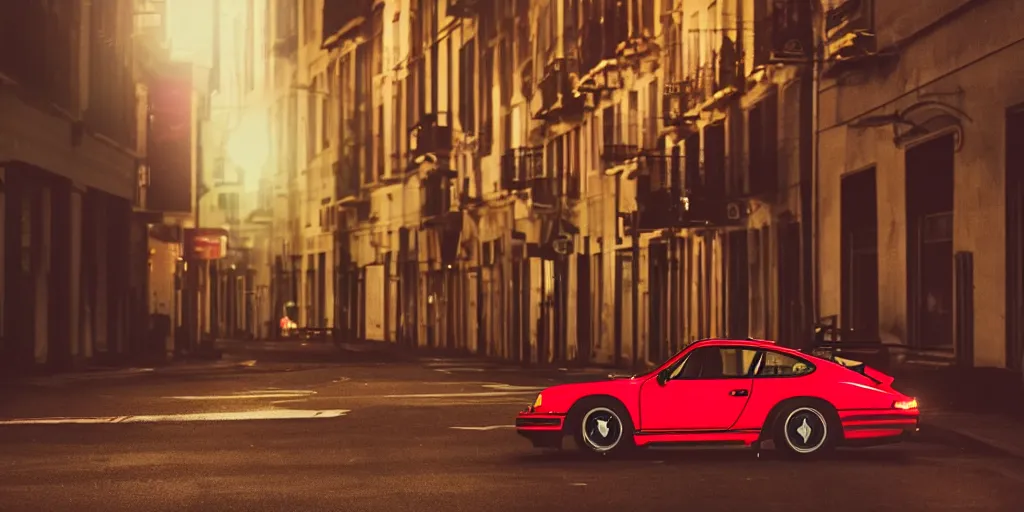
656,369,669,386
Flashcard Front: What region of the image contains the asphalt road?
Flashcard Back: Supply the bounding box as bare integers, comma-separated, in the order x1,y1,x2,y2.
2,341,1024,511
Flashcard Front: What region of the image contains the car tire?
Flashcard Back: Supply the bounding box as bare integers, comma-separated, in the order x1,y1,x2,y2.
773,401,838,459
571,400,635,456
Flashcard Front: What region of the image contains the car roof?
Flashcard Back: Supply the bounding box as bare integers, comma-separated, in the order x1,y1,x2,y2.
690,338,805,355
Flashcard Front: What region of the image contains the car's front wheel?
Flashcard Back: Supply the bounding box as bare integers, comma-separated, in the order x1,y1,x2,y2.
773,402,838,458
571,401,635,456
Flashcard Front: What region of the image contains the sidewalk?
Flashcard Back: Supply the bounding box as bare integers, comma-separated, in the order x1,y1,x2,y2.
894,366,1024,458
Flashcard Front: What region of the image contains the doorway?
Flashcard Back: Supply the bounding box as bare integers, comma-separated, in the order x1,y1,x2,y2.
614,251,633,366
727,230,749,338
777,219,802,347
648,241,669,363
577,251,592,364
906,133,955,350
841,167,879,334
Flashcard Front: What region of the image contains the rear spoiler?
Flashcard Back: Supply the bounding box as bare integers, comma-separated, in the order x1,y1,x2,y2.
807,318,894,384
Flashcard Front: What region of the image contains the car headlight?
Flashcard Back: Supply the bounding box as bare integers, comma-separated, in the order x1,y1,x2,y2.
893,398,918,410
533,394,543,408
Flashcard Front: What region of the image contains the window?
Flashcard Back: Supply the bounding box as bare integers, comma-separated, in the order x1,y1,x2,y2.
668,346,759,380
371,7,384,76
459,39,476,134
756,351,814,377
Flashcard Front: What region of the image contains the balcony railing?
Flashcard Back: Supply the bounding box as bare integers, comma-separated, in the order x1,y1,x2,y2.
501,147,543,190
409,112,453,166
534,58,584,121
601,144,639,166
421,170,453,219
531,177,558,208
634,153,741,229
663,79,700,126
448,0,482,18
322,0,372,47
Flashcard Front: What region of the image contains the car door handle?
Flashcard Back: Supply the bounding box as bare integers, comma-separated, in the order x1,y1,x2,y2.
729,389,749,397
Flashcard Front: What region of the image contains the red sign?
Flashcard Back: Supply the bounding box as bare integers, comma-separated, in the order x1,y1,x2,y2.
184,228,229,260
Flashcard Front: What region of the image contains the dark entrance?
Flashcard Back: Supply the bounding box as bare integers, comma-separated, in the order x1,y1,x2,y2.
726,230,749,339
841,167,879,334
906,134,955,350
614,250,633,366
577,247,592,364
648,241,669,364
777,219,802,347
511,241,530,363
3,169,44,369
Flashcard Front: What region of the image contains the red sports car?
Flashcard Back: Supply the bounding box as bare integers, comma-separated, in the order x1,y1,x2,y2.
515,338,920,457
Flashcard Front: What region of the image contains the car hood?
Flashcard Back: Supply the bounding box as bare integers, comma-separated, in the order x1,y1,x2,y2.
532,375,645,414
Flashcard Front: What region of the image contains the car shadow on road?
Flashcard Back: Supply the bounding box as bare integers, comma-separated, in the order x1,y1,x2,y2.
507,446,922,467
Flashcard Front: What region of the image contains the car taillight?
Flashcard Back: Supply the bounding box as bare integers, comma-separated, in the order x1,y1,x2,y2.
893,398,918,410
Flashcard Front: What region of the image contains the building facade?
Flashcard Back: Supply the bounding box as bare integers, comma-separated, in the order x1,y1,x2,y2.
817,0,1024,371
290,0,1024,376
311,0,817,369
0,0,147,372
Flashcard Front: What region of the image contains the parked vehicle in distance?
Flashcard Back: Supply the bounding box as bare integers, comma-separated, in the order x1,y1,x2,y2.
515,338,919,458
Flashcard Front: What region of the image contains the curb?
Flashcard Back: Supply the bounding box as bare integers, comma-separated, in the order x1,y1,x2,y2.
915,421,1024,460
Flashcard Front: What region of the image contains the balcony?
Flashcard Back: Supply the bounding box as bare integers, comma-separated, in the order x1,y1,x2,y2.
633,153,744,230
322,0,372,48
420,170,455,221
531,177,558,209
533,58,584,122
601,144,639,167
501,147,542,190
663,80,700,127
447,0,482,18
767,0,814,63
822,0,880,77
409,112,453,168
335,157,362,202
618,34,661,71
579,0,628,74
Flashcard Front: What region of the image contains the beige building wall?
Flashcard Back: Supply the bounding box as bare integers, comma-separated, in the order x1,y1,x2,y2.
817,0,1024,368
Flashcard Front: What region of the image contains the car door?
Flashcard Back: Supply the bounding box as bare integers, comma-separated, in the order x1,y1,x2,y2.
639,346,759,432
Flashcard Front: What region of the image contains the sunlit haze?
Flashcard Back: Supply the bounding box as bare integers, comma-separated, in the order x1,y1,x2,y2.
165,0,215,66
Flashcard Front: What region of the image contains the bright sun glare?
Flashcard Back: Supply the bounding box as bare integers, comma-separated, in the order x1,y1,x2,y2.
165,0,215,66
226,110,271,179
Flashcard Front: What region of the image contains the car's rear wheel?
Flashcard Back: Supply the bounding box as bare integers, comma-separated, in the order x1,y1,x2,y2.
571,401,634,456
773,402,837,458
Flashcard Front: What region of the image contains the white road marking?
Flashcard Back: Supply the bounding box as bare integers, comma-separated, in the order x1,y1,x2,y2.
481,384,546,392
167,393,315,400
0,409,349,426
381,391,538,399
433,367,486,372
570,483,588,487
450,425,516,431
166,390,316,401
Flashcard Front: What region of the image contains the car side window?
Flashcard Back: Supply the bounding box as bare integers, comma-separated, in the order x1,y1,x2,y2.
756,351,815,377
671,347,758,380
